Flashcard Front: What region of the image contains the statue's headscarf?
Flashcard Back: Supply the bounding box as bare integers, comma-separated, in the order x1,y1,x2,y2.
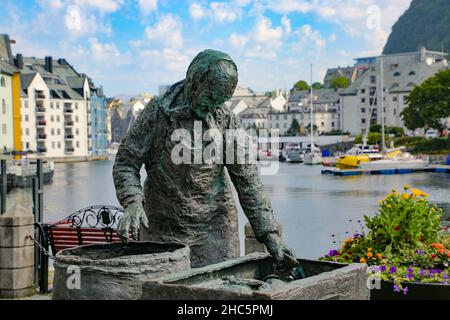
161,49,238,119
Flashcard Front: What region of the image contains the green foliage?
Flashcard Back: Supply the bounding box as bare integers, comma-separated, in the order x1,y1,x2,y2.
321,187,450,293
293,80,309,91
411,137,450,154
287,118,300,136
305,123,318,133
312,82,324,90
370,125,405,137
402,69,450,131
354,132,382,145
322,130,351,136
383,0,450,55
330,76,350,89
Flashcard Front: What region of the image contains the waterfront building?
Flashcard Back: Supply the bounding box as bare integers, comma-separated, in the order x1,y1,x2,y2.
341,47,448,135
272,88,341,136
0,35,22,154
109,97,147,143
88,78,109,156
323,66,361,89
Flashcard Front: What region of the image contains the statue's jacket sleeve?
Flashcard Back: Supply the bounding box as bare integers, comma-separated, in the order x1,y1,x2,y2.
113,100,160,208
225,113,279,243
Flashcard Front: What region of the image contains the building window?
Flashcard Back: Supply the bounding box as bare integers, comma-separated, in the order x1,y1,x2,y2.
0,77,5,87
56,103,60,109
332,122,335,127
276,115,279,121
361,108,366,113
361,119,366,124
50,102,54,109
361,98,366,103
51,129,55,135
2,99,6,114
76,128,79,135
25,101,28,108
361,89,366,94
26,142,30,149
394,109,397,115
284,115,287,120
392,96,398,102
25,128,29,136
409,70,416,76
51,115,54,122
370,76,376,84
57,128,60,135
76,141,80,148
321,122,324,127
56,115,60,122
276,123,279,129
75,116,79,122
52,142,55,148
75,103,78,110
393,72,401,77
1,124,6,134
25,115,29,122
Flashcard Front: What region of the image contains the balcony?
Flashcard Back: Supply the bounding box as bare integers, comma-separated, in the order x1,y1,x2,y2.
37,146,47,153
65,147,75,153
37,133,47,140
65,134,74,140
65,120,74,126
37,120,47,127
64,108,74,114
35,92,46,100
88,134,92,139
36,107,46,114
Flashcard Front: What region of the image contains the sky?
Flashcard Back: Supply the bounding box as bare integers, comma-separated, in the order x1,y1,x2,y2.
0,0,413,97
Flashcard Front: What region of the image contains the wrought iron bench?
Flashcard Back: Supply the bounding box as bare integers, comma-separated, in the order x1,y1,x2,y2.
39,205,129,256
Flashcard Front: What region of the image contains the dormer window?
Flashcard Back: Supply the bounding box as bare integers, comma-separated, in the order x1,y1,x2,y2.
409,71,416,76
391,83,400,90
393,72,401,77
407,82,416,87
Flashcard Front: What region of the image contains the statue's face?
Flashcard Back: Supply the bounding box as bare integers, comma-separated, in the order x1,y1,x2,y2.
192,60,238,118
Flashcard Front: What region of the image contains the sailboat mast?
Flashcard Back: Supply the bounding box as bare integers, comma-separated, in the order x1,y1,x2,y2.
310,64,313,150
380,56,386,152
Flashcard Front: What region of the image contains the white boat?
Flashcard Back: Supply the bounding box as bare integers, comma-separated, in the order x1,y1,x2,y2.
304,64,323,166
360,150,428,170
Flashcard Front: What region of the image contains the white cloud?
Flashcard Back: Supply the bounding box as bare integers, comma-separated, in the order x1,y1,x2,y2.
230,15,284,59
295,25,326,49
138,0,158,15
145,14,183,49
329,33,337,42
37,0,64,10
210,2,243,23
281,16,291,34
189,1,243,23
267,0,311,14
89,37,129,65
189,3,207,20
140,48,190,73
74,0,124,13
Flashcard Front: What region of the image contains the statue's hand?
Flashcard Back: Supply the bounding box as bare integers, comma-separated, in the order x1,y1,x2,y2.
118,202,149,242
264,233,299,280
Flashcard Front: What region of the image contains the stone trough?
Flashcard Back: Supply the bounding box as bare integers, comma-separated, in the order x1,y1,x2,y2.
141,253,370,300
52,241,190,300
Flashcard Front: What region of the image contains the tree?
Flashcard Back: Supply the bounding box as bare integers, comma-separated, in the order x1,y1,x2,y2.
293,80,310,91
402,69,450,133
305,123,318,133
312,82,324,90
287,118,300,136
330,76,350,89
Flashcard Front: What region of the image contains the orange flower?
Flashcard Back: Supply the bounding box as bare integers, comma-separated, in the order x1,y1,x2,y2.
447,252,450,258
401,193,411,199
432,243,444,250
367,252,373,258
376,253,383,260
345,238,353,244
359,258,367,263
438,249,445,254
410,188,428,197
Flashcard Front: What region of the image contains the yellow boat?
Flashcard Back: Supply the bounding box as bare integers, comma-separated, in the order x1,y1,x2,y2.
336,146,383,169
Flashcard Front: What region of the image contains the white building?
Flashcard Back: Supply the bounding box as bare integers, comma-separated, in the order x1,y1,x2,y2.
341,48,448,135
272,88,341,136
18,56,91,158
0,60,16,151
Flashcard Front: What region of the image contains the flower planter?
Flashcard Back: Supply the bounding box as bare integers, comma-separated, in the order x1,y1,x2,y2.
371,280,450,300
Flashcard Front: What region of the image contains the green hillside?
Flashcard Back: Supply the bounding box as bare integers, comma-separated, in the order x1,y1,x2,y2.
383,0,450,54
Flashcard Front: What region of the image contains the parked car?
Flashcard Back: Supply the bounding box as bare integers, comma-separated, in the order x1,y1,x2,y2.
425,129,439,139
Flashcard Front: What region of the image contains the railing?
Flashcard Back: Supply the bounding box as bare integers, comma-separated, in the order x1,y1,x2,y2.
37,120,47,126
36,107,46,113
65,147,75,153
65,134,74,139
65,120,74,126
37,147,47,153
64,108,73,113
35,93,45,99
37,133,47,139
